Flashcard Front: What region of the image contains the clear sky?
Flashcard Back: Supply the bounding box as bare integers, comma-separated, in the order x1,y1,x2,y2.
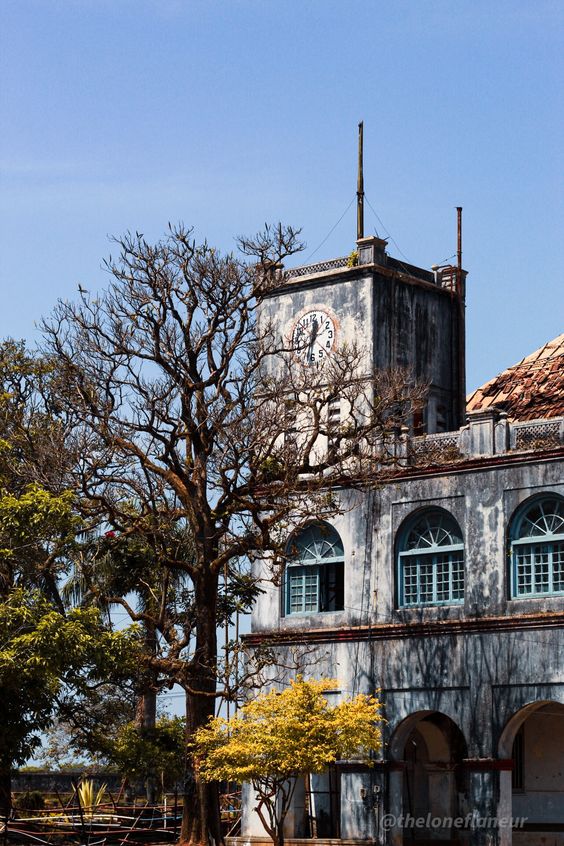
1,0,562,392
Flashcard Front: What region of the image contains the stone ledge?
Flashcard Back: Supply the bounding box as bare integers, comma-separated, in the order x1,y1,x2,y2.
228,839,376,846
243,609,564,647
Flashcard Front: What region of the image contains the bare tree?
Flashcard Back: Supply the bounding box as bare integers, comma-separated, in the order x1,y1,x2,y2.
42,223,425,846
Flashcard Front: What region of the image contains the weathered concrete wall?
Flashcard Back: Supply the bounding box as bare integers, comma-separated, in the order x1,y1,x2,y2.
261,270,373,378
12,769,123,794
252,457,564,631
262,261,464,431
244,453,564,844
372,271,460,427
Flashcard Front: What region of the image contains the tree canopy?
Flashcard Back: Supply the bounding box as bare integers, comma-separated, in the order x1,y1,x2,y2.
38,223,422,845
111,715,186,790
194,677,383,846
0,588,139,812
0,339,141,815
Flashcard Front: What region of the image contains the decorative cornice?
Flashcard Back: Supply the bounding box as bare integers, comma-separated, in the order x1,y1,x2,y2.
243,611,564,648
264,261,444,299
393,446,564,482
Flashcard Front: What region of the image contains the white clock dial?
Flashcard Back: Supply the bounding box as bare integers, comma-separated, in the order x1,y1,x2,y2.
291,308,338,366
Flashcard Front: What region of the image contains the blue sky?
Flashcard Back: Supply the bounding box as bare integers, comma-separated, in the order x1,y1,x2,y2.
1,0,562,391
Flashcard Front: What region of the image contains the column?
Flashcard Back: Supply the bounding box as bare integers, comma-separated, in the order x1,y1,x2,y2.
463,760,513,846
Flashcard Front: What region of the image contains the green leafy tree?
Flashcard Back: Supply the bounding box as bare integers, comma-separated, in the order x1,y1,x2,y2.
0,341,147,818
0,339,69,497
112,715,186,792
194,677,383,846
62,528,181,802
0,340,78,609
0,588,139,815
0,483,78,602
41,682,138,769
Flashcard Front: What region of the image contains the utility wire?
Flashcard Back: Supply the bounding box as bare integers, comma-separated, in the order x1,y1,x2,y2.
304,195,356,263
364,195,412,268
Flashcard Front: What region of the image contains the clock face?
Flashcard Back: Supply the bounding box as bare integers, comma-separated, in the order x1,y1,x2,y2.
291,308,338,366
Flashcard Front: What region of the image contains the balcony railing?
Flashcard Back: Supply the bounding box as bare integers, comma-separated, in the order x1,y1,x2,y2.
406,414,564,466
511,418,563,450
409,431,463,463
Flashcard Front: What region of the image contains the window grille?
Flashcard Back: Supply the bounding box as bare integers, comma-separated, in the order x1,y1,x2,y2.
510,496,564,598
305,768,340,838
513,419,562,450
284,522,344,615
398,510,464,607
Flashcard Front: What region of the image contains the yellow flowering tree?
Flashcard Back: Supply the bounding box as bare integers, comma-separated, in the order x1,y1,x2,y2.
194,677,383,846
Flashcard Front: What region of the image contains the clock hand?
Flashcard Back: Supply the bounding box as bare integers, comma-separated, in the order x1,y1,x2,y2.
308,317,319,360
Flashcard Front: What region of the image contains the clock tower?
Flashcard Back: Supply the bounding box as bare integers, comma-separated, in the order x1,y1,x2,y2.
261,225,467,435
261,125,466,433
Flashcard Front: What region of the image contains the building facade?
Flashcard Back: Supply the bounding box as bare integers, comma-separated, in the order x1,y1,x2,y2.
238,240,564,846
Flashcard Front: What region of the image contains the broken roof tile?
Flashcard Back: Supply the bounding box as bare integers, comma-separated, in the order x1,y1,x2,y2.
467,333,564,422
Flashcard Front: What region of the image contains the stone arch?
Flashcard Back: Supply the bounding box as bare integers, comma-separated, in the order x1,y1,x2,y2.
497,699,564,846
389,709,468,760
389,710,435,760
387,711,468,843
498,699,560,758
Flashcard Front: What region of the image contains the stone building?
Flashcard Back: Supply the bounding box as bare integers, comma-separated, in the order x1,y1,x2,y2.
238,238,564,846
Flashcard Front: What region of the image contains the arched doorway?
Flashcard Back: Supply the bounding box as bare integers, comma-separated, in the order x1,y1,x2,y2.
498,700,564,846
389,711,468,842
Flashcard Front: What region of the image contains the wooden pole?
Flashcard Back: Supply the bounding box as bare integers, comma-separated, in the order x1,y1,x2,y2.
357,121,364,241
224,559,230,722
456,206,466,427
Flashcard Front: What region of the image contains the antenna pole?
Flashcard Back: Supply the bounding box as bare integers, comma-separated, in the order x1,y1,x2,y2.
456,206,462,280
455,205,466,428
357,121,364,241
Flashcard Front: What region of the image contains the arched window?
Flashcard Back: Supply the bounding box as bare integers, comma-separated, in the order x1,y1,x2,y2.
285,522,344,615
398,509,464,607
510,495,564,597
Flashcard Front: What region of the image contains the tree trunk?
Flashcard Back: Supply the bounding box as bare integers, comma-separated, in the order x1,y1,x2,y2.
180,568,223,846
136,688,158,804
136,621,158,804
0,766,12,819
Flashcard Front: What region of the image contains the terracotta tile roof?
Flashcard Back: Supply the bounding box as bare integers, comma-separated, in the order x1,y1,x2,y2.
467,333,564,422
